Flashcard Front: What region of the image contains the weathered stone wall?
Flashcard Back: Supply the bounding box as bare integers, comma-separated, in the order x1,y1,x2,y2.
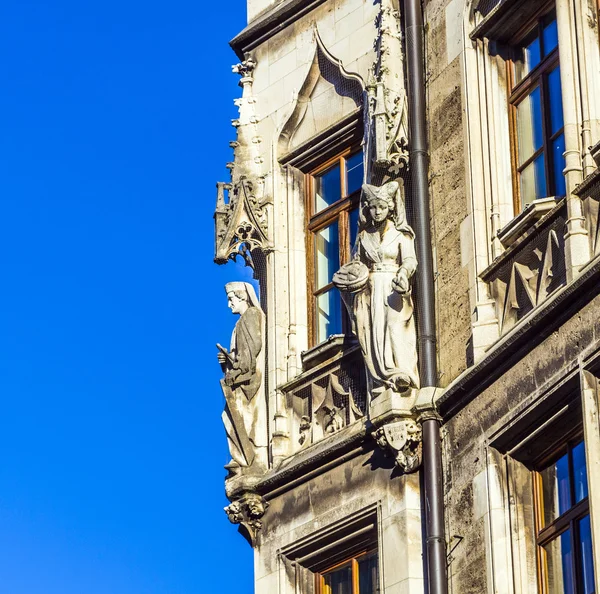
424,0,472,386
442,286,600,593
255,446,424,594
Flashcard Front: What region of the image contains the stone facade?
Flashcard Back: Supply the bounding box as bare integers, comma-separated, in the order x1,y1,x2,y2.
213,0,600,592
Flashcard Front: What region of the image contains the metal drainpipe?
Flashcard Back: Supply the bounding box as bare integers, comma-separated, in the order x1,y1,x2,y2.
404,0,448,593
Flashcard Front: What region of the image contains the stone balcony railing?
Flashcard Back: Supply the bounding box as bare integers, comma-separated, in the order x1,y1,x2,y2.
278,335,367,456
481,199,568,336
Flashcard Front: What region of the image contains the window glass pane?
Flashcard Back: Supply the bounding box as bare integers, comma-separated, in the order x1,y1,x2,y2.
315,165,342,213
552,134,566,197
579,515,595,594
543,18,558,56
315,222,340,291
526,35,541,72
322,563,353,594
540,452,571,526
358,553,379,594
548,67,564,136
316,288,342,343
346,150,364,196
517,87,544,165
544,530,575,594
349,207,360,251
572,441,589,503
520,153,547,207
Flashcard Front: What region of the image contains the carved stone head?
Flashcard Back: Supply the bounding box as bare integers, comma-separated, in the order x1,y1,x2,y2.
224,281,261,316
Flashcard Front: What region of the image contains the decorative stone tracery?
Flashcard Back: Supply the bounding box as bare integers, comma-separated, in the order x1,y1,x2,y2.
367,0,409,175
214,55,273,269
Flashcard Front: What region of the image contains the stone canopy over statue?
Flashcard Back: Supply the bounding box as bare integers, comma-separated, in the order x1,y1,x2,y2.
217,282,268,476
333,181,420,398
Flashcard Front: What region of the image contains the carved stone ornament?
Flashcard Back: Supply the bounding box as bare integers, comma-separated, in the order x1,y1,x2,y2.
367,0,409,174
333,181,420,399
224,493,269,547
215,55,272,269
372,419,422,473
214,178,271,268
278,29,364,158
217,282,268,478
298,375,363,446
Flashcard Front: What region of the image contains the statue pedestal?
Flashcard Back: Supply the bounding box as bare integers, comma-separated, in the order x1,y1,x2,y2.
369,387,418,425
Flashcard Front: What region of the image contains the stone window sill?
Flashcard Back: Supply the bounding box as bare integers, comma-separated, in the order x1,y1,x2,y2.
300,333,359,372
481,197,566,282
497,196,561,248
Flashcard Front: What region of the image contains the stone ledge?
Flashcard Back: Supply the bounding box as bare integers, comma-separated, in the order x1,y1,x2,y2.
230,0,328,59
438,252,600,420
480,198,566,281
495,196,560,248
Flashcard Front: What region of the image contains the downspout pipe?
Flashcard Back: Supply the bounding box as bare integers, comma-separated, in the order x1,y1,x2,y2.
404,1,448,594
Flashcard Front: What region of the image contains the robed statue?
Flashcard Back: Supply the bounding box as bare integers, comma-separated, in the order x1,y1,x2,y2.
217,282,268,475
333,181,420,397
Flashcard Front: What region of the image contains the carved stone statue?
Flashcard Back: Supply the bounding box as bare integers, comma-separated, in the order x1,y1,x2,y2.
333,181,419,397
217,282,268,475
224,493,269,547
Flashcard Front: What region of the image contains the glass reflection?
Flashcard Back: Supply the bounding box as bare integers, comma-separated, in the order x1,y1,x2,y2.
541,452,571,527
544,530,574,594
317,288,342,343
315,165,341,213
517,87,543,165
572,441,589,504
315,223,340,290
346,151,364,196
322,562,352,594
552,134,566,197
521,154,547,207
358,553,378,594
349,207,360,251
579,515,595,594
543,18,558,56
548,67,564,136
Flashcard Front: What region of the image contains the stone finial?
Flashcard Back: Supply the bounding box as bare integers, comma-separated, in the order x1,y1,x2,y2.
368,0,409,173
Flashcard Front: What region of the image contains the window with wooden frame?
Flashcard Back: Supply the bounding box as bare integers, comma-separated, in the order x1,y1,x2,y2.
306,148,364,346
508,9,566,212
317,550,378,594
533,434,595,594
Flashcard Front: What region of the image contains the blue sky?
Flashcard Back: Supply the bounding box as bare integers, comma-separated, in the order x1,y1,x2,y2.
0,1,255,592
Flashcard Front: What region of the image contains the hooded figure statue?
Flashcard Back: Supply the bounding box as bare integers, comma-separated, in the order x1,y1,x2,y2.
217,282,268,475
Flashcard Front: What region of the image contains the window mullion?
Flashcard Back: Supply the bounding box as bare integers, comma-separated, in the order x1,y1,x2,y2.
539,75,552,197
352,558,359,594
341,157,348,199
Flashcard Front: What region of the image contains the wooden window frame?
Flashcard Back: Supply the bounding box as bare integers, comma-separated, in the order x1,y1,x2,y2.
507,7,564,213
532,431,592,594
305,147,362,347
316,549,377,594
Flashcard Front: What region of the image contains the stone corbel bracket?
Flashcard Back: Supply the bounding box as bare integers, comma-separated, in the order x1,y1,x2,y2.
224,492,269,547
214,177,273,269
372,418,423,473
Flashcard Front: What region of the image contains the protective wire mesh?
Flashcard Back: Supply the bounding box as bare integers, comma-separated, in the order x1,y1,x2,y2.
475,0,503,18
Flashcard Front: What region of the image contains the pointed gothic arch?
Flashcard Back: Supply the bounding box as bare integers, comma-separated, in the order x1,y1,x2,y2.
277,29,365,159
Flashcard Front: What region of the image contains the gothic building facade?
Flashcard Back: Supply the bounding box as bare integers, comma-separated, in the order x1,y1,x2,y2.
213,0,600,593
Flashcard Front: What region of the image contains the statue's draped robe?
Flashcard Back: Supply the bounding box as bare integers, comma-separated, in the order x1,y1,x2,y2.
222,306,267,469
352,224,420,392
